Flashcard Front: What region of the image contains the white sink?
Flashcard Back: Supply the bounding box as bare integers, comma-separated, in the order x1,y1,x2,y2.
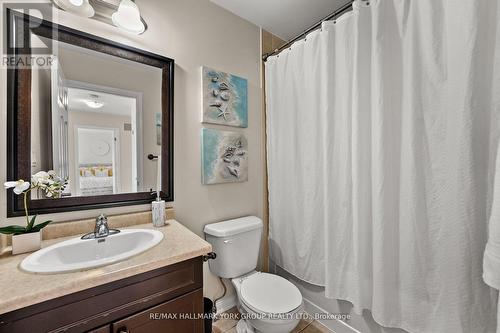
20,229,164,274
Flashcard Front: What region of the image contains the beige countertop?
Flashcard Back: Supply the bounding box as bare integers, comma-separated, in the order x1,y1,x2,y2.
0,220,212,315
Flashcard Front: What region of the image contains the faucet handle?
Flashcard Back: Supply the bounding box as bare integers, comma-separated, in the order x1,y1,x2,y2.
96,213,108,224
95,214,109,237
81,214,118,240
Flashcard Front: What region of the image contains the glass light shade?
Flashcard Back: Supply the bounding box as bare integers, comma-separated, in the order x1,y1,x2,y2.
53,0,95,17
112,0,146,34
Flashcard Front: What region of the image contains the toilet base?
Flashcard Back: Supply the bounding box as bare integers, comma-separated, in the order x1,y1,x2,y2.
236,303,302,333
236,319,255,333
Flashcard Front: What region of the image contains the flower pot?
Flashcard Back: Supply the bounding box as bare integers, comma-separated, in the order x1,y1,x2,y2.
12,231,41,255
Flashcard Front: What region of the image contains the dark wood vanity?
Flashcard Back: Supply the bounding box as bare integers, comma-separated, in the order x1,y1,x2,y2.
0,257,204,333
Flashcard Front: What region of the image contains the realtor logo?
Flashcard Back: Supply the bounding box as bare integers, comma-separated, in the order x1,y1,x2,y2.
2,1,56,68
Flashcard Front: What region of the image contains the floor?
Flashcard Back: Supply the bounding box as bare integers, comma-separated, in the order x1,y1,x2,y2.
212,307,334,333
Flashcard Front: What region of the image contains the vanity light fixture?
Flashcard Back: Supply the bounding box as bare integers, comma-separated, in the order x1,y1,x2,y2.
53,0,95,18
111,0,146,35
52,0,148,35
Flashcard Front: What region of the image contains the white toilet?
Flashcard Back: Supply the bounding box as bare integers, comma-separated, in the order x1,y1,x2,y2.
204,216,303,333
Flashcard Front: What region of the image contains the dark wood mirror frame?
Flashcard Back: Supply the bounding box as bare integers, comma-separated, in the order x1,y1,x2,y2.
6,9,174,217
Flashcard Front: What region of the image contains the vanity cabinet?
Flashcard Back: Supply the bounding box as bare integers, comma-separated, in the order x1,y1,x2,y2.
0,257,204,333
112,289,203,333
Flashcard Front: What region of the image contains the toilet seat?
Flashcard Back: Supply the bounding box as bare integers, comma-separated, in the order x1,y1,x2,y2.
239,272,302,315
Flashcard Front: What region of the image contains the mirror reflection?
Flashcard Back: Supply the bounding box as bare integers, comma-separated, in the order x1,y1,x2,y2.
30,34,163,199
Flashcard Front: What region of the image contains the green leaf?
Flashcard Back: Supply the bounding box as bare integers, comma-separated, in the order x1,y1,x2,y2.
0,225,27,235
26,214,37,231
31,220,52,232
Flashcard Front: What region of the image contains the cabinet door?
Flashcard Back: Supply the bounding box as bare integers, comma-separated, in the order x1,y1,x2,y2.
112,289,203,333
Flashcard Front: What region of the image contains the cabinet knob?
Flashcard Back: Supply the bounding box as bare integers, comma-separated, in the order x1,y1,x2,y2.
117,327,128,333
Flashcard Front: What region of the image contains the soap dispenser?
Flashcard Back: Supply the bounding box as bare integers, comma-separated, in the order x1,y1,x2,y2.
152,191,166,227
151,155,166,227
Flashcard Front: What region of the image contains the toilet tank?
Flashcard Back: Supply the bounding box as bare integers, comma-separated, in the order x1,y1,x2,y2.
204,216,263,278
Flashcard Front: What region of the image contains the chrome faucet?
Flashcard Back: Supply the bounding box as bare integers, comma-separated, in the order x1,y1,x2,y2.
81,214,120,240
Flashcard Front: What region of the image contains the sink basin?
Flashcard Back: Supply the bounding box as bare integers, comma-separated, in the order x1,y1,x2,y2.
20,229,164,274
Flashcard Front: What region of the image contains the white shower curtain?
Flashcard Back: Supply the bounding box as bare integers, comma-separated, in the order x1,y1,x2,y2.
265,1,500,332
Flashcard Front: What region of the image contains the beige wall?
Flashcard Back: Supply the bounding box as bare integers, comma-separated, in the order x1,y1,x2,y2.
0,0,263,301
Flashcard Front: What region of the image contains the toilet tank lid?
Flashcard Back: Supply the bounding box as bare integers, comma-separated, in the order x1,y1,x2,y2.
204,216,262,237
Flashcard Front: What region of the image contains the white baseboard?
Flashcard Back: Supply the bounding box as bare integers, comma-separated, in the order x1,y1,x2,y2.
303,298,361,333
215,294,237,315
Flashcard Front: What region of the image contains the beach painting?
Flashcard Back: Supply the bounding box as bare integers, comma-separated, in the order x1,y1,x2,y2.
202,66,248,128
201,128,248,184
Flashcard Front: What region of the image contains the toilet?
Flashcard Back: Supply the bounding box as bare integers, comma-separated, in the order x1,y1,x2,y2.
204,216,303,333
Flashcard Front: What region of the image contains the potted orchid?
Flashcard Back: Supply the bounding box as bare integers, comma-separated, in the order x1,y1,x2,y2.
1,171,67,254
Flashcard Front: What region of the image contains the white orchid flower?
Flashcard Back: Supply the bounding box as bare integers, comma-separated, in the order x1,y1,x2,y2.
0,171,66,236
31,171,50,185
33,170,49,179
4,180,30,194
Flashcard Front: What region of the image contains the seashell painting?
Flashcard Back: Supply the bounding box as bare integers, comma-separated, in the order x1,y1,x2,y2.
201,66,248,128
201,128,248,184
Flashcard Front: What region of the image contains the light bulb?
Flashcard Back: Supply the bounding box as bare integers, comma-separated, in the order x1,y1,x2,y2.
53,0,94,17
69,0,84,6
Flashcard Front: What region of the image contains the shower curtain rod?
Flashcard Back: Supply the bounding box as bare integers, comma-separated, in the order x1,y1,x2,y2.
262,0,355,61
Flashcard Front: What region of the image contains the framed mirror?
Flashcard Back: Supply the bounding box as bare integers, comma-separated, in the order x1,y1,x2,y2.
6,9,174,217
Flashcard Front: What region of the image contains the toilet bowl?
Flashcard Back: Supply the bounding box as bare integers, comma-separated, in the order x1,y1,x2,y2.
204,216,303,333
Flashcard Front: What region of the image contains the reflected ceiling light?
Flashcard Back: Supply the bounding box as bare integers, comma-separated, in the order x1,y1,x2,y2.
85,100,104,109
112,0,146,35
53,0,95,18
84,95,104,109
